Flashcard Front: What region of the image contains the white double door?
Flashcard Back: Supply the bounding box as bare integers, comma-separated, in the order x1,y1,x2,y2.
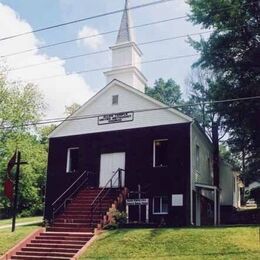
99,152,125,188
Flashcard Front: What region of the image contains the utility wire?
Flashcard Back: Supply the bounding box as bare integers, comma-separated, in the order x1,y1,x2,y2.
1,16,187,58
0,0,258,57
8,31,212,72
27,54,199,82
1,96,259,130
0,0,175,42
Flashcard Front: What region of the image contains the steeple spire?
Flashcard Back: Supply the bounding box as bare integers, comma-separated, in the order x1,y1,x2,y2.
116,0,134,44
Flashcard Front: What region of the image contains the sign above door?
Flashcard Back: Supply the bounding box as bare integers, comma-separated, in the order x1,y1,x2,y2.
98,111,134,125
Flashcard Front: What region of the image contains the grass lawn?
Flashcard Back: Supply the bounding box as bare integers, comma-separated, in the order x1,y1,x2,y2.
81,226,260,260
0,216,42,227
0,224,40,256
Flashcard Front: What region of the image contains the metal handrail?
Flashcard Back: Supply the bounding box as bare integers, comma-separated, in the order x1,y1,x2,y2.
91,168,121,207
51,170,92,219
90,168,125,224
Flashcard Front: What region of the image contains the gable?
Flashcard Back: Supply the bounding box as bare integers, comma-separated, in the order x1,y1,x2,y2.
50,80,192,138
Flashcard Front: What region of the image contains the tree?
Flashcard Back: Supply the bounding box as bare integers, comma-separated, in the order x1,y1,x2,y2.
64,103,81,117
187,0,260,182
0,73,47,217
145,78,184,106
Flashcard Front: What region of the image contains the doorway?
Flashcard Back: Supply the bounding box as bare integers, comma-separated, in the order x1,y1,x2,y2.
99,152,125,187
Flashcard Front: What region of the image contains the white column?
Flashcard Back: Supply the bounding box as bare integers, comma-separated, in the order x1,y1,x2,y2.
195,189,201,226
218,190,221,225
214,188,217,226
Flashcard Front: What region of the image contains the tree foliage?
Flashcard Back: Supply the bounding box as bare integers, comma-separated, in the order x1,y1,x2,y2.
187,0,260,183
0,73,47,216
145,78,184,106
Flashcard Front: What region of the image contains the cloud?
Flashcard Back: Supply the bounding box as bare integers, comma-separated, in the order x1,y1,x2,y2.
0,3,95,118
77,25,104,50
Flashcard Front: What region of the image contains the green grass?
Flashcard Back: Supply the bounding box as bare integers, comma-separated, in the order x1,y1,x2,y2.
0,216,42,227
81,227,260,260
0,224,40,256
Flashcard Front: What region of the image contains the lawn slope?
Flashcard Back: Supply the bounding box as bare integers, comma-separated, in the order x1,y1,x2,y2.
0,225,40,256
81,227,260,260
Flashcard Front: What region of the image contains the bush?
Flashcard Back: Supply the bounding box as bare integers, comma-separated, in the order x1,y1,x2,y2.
106,208,127,228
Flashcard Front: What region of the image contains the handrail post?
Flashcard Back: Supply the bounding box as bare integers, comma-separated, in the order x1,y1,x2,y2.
118,168,122,188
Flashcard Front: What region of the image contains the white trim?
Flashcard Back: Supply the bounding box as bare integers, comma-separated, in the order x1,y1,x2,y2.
153,139,168,168
190,122,194,225
49,79,192,138
152,196,168,215
110,41,143,56
195,183,218,191
66,147,79,173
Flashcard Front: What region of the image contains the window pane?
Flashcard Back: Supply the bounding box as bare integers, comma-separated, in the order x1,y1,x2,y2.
70,149,79,172
155,140,168,167
153,197,160,213
112,95,118,105
161,197,168,213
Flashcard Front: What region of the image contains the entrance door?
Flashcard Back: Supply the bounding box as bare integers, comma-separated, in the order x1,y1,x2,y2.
99,152,125,188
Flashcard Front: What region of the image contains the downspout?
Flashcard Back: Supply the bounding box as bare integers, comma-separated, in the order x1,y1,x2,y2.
190,121,194,225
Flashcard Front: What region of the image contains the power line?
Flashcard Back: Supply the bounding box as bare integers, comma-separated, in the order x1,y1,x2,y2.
1,16,188,58
0,0,175,42
27,54,199,82
8,31,212,71
1,96,259,130
1,0,257,58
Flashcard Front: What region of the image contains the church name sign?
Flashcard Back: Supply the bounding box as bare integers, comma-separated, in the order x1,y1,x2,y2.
98,111,134,125
126,198,149,206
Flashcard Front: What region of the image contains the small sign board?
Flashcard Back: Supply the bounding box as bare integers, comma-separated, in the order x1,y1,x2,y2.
98,111,134,125
172,194,183,206
126,198,149,206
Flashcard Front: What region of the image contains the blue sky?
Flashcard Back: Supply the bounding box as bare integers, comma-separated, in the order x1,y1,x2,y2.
0,0,206,117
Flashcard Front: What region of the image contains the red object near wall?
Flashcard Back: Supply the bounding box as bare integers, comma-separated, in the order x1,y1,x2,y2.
4,179,13,201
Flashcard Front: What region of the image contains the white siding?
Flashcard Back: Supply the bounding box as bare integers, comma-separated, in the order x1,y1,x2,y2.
50,81,191,138
219,160,235,206
191,124,214,199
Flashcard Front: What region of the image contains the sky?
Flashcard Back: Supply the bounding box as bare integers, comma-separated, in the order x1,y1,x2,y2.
0,0,206,118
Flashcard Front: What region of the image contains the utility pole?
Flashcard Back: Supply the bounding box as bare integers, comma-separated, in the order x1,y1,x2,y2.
12,151,27,232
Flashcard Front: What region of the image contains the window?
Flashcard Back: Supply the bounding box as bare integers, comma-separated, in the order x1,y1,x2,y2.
66,148,79,173
195,145,200,173
153,139,168,167
112,95,119,105
153,196,168,214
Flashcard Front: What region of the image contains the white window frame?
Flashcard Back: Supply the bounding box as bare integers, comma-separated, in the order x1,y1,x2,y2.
153,139,168,168
66,147,79,173
153,196,168,215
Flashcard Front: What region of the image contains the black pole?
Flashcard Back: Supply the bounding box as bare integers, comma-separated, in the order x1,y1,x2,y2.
12,151,21,232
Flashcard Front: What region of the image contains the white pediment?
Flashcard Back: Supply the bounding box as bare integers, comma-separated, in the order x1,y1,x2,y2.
50,80,192,138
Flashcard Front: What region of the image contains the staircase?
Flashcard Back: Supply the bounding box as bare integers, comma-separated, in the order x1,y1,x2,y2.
10,187,119,260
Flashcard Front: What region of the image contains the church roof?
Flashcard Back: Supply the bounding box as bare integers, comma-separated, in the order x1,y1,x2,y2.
116,0,135,44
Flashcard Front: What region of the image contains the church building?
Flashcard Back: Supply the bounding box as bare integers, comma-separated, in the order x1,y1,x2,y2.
44,1,238,228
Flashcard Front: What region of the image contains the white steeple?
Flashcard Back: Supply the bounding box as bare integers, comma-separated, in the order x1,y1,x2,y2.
104,0,147,92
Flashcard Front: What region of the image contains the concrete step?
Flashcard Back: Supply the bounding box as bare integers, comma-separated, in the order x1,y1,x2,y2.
55,218,100,224
16,251,75,258
46,227,94,233
40,232,93,237
30,239,86,245
21,247,78,253
26,243,83,249
35,235,91,241
11,256,71,260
